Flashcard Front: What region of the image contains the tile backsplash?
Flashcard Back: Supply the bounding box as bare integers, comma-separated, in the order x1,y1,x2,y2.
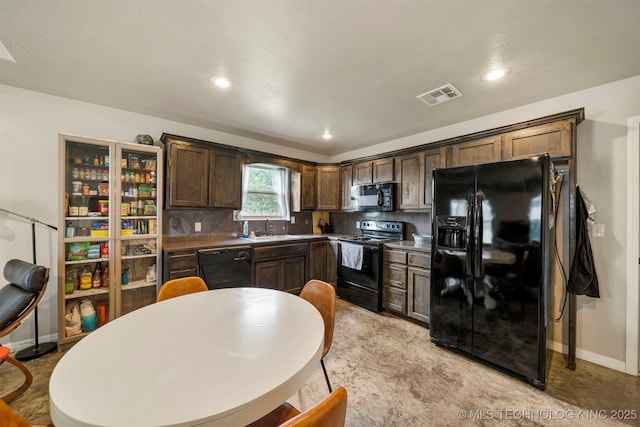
163,208,314,237
330,211,432,238
163,208,431,240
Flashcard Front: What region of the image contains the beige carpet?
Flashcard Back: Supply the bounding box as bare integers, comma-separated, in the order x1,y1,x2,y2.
3,298,640,426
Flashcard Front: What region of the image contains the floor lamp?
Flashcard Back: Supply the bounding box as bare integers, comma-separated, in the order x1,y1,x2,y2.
0,208,58,360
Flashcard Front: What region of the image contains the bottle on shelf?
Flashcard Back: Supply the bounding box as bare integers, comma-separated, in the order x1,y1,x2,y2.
65,269,76,295
101,265,109,287
92,263,102,289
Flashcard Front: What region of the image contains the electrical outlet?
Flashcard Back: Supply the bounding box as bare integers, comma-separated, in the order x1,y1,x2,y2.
195,222,201,232
291,216,296,224
356,221,361,228
232,210,239,221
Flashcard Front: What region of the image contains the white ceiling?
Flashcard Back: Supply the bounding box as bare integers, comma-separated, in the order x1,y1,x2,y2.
1,1,638,156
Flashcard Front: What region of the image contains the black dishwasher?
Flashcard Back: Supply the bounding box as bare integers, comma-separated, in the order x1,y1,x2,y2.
198,246,252,289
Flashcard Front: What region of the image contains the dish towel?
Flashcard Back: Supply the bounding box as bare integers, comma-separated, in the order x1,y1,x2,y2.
341,242,363,270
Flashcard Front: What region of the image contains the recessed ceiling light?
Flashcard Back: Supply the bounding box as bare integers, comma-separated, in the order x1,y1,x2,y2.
481,68,509,82
322,133,333,140
210,76,232,88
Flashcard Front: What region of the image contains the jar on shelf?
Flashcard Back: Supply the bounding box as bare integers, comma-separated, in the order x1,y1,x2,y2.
65,270,76,295
79,266,92,290
68,195,79,217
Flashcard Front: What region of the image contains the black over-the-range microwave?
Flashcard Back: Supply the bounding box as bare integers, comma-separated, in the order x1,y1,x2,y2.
350,182,396,212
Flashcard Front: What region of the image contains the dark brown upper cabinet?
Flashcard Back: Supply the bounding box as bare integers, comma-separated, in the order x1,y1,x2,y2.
165,137,241,208
341,164,353,210
447,136,502,167
397,147,445,211
301,164,317,210
353,158,395,184
209,149,242,208
316,165,340,211
502,121,573,161
167,140,210,207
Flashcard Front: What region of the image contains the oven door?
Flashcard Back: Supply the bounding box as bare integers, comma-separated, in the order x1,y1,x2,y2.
336,242,380,290
337,241,382,312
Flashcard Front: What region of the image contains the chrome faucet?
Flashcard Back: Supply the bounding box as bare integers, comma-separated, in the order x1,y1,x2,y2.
265,218,274,236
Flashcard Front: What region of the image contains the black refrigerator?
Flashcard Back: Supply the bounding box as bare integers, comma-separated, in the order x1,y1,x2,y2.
430,155,551,389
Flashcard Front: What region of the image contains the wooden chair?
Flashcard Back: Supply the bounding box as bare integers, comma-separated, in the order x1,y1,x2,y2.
0,259,50,403
247,386,347,427
156,276,208,302
0,398,52,427
299,279,336,393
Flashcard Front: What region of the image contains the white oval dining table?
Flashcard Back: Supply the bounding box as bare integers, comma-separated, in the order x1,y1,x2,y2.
49,287,325,427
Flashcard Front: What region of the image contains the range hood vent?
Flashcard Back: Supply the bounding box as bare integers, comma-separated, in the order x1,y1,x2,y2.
416,84,462,106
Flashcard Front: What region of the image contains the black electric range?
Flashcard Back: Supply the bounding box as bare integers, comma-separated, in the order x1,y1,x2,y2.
336,220,405,312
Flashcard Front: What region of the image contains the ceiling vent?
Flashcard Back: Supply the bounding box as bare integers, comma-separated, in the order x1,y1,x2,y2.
416,83,462,106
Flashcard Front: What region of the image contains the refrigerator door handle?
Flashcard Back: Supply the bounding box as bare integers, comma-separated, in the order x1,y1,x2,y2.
465,193,474,276
474,192,484,278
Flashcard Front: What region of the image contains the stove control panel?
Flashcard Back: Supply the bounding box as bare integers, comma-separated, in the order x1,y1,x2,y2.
360,220,404,233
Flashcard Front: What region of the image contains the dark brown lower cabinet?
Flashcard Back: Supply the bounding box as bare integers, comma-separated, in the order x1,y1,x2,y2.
309,240,328,282
163,250,198,283
253,243,308,294
383,246,430,325
309,239,339,286
407,265,430,324
327,240,338,286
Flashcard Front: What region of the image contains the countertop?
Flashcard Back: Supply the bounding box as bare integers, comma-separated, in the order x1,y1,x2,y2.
384,240,432,253
163,233,345,252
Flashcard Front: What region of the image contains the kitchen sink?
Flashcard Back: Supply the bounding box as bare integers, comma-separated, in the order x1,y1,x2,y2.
249,234,304,242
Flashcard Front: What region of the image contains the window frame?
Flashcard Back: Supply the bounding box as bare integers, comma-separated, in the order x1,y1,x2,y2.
239,163,291,221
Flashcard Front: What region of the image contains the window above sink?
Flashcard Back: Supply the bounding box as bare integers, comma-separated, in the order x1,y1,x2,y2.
239,163,290,221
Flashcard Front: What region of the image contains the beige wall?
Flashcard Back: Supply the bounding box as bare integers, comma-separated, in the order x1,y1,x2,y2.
1,76,638,371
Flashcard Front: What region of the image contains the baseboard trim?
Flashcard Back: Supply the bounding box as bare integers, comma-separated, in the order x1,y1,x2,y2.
4,333,58,354
548,340,626,373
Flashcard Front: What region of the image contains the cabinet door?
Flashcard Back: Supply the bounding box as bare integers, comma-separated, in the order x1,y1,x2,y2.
59,137,114,351
422,147,446,209
384,286,407,313
309,241,328,282
407,266,430,324
447,136,501,167
316,166,340,210
209,149,241,208
167,141,209,207
398,152,423,210
282,256,306,294
353,161,373,184
117,144,163,317
301,165,317,210
373,158,394,183
341,165,353,210
502,120,573,160
59,136,163,350
254,260,281,290
327,240,338,286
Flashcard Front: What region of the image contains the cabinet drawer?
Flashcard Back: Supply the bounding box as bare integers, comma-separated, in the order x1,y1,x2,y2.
384,286,406,313
408,252,430,268
386,263,407,287
168,268,198,280
168,251,198,270
253,243,308,261
385,249,407,264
